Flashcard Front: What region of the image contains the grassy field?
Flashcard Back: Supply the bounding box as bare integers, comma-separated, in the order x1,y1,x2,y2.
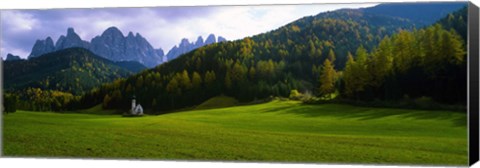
2,100,467,165
195,95,239,110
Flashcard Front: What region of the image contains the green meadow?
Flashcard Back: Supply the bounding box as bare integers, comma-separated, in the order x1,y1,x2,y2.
2,100,467,165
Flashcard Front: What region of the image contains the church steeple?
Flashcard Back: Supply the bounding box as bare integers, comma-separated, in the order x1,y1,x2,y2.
131,95,136,114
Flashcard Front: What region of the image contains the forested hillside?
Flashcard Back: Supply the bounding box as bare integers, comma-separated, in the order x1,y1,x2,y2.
4,47,142,95
68,4,466,114
437,6,467,41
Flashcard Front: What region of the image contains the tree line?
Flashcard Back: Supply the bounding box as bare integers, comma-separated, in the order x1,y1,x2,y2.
72,23,465,114
340,24,465,104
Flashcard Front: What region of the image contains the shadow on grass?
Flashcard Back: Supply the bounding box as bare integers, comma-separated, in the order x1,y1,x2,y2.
260,102,466,127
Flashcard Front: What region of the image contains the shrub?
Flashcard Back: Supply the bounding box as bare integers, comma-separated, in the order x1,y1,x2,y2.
3,93,18,113
289,90,302,100
414,96,438,109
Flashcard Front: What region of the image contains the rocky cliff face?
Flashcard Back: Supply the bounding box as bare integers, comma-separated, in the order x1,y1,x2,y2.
28,37,55,58
25,27,226,67
218,36,227,43
90,27,126,62
165,34,227,62
28,27,164,68
204,34,216,45
55,28,90,51
90,27,163,67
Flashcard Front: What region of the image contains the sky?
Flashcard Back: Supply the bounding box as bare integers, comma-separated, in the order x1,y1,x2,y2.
0,3,377,59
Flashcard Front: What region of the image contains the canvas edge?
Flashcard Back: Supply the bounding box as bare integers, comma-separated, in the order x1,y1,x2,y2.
0,1,476,167
468,1,480,166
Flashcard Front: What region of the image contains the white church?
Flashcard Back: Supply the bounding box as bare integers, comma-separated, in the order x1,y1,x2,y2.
129,95,143,116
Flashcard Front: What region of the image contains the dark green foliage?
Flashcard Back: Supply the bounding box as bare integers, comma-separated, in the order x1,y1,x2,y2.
436,6,467,42
4,48,136,95
341,24,466,104
3,93,19,113
15,88,79,111
253,9,419,69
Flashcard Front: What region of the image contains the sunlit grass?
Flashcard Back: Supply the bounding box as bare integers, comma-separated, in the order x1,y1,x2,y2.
3,100,467,165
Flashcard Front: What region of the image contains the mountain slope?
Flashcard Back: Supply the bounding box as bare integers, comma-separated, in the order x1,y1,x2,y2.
436,6,467,41
113,61,148,73
4,48,136,95
362,2,466,27
5,53,23,61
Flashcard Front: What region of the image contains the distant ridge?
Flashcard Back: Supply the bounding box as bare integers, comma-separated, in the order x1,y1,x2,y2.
166,34,227,61
25,27,226,68
362,2,466,27
28,27,163,68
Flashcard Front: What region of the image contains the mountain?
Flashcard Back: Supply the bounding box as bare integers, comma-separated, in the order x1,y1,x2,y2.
4,47,139,95
218,36,227,43
28,37,55,58
90,27,164,67
204,34,216,45
113,61,148,73
24,27,226,68
5,53,22,61
73,2,467,113
27,27,164,68
166,34,226,61
362,2,466,27
55,28,91,51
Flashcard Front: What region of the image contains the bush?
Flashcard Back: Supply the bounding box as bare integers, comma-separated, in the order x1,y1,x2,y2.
289,90,302,100
414,96,439,109
3,93,18,113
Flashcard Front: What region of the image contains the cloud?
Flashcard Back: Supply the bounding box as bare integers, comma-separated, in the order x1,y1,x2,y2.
0,3,376,59
1,11,38,32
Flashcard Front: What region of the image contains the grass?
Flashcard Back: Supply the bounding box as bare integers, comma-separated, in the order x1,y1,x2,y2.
73,104,117,115
2,100,467,165
195,95,239,110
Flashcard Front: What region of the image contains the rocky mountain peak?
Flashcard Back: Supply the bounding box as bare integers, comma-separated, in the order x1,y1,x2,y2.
205,34,216,45
55,27,88,50
29,36,56,58
195,36,204,47
179,38,191,47
67,28,75,36
6,53,22,61
127,32,135,38
102,27,124,38
165,34,225,62
218,36,227,42
25,27,224,67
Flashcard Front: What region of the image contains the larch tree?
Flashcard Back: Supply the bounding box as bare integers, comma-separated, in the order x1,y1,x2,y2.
328,48,336,64
319,59,336,97
192,71,203,89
